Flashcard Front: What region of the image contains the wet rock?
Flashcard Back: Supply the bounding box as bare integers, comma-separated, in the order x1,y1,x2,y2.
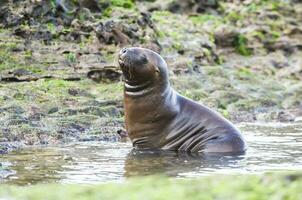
277,110,296,122
68,88,93,97
71,19,94,33
88,117,124,135
60,108,78,116
167,0,219,14
143,40,162,53
96,20,131,46
26,1,53,19
0,142,20,154
264,37,302,54
14,26,53,44
87,67,121,82
78,134,120,142
194,46,220,66
9,68,32,76
228,111,257,123
13,27,30,38
85,100,122,107
0,168,15,179
170,58,192,75
3,105,25,114
94,12,160,48
0,6,23,27
0,74,40,82
138,12,160,36
271,60,290,69
55,0,76,13
28,112,45,121
285,174,302,182
100,106,122,118
117,129,128,138
79,0,102,12
57,123,86,142
214,26,239,48
48,107,59,114
0,0,9,6
56,0,102,13
80,106,122,118
1,0,160,52
34,30,53,43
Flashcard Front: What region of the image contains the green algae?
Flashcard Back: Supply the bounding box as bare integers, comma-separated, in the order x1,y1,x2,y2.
109,0,134,8
100,0,136,17
0,173,301,200
0,79,123,122
189,14,223,27
0,78,124,144
0,37,47,74
233,34,252,56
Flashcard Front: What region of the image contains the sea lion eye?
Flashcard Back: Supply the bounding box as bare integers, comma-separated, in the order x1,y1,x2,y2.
140,55,148,64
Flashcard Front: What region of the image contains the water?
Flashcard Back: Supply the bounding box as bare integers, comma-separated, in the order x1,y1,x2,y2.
1,122,302,185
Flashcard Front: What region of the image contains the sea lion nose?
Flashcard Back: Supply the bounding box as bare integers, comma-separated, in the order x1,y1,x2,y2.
119,48,128,57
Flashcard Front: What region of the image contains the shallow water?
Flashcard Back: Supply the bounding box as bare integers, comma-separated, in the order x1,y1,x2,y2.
1,122,302,185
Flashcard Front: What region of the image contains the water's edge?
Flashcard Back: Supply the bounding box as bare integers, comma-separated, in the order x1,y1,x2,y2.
1,123,302,185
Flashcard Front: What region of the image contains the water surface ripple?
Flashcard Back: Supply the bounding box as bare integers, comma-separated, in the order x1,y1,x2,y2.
1,123,302,185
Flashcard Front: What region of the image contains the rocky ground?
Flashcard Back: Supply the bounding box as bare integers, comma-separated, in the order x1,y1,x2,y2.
0,0,302,153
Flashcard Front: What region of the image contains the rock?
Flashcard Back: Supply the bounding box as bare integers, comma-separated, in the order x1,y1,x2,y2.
78,134,120,142
28,112,45,121
285,174,302,182
57,123,86,142
68,88,93,97
264,37,301,54
117,129,128,138
170,58,192,75
0,74,40,82
138,12,160,36
48,107,59,114
0,142,20,154
0,6,23,27
228,111,257,123
55,0,77,14
277,111,295,122
87,117,124,136
0,169,16,179
87,67,121,82
167,0,219,14
80,106,122,118
3,105,25,114
9,68,33,76
77,0,102,12
193,47,220,66
271,60,290,69
56,0,102,13
214,26,239,47
96,20,131,46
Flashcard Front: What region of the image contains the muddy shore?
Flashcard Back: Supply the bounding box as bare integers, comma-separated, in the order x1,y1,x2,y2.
0,0,302,153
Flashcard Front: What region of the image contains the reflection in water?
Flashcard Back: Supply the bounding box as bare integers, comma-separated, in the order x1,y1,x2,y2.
1,122,302,185
124,150,245,177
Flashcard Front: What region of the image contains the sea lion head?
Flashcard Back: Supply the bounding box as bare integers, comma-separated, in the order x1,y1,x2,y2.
118,47,168,84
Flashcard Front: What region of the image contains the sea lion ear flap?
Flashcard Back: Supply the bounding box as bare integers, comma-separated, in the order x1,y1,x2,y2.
155,65,160,73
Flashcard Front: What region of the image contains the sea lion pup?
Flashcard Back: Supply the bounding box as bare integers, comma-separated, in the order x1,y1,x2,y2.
118,47,247,154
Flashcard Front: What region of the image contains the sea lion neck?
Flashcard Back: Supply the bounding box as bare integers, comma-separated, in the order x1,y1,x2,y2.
124,79,168,97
